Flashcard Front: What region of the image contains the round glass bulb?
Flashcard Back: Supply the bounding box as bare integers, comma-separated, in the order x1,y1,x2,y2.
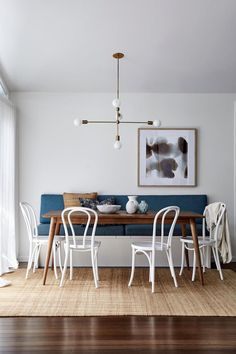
112,98,121,108
114,140,122,150
153,119,161,128
73,118,81,127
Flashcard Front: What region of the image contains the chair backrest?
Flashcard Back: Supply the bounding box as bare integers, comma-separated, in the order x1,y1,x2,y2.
203,203,226,241
61,207,98,248
19,202,38,241
152,206,180,249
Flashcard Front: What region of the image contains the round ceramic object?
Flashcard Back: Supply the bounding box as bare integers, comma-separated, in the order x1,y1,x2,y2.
97,204,121,214
126,196,138,214
138,200,149,214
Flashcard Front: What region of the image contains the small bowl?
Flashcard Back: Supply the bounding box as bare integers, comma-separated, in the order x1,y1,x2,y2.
97,204,121,214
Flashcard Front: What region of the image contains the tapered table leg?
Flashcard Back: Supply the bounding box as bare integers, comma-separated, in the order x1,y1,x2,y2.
190,218,204,285
51,221,61,270
43,217,56,285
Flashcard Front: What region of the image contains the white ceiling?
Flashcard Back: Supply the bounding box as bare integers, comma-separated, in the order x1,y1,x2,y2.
0,0,236,93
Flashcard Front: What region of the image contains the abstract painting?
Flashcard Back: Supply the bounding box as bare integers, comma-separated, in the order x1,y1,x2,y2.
138,128,196,186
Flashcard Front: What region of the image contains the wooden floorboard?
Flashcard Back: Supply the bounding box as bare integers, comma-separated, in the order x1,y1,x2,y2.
0,316,236,354
0,263,235,353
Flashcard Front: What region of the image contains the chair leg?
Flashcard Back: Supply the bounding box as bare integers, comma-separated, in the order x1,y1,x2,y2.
69,249,73,281
33,245,40,273
58,242,63,274
213,246,223,280
94,248,99,281
192,251,196,281
26,244,34,279
53,242,58,280
60,247,69,287
91,250,98,288
151,250,155,293
179,242,185,276
149,253,152,282
128,247,136,287
167,249,178,288
201,247,206,273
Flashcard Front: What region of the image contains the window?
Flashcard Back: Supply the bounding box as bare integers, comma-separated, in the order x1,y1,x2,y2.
0,75,9,98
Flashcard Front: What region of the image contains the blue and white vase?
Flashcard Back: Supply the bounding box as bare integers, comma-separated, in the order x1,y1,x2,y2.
138,200,148,214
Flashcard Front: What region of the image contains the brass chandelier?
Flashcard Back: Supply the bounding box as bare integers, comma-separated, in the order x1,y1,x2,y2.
73,53,161,149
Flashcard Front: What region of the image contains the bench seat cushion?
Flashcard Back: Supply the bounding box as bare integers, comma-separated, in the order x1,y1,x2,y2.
38,224,125,236
125,224,204,236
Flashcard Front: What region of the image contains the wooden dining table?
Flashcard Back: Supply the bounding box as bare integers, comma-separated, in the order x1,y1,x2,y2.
42,210,205,286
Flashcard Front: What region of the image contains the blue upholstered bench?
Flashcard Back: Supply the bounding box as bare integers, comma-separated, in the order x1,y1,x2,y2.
38,194,207,236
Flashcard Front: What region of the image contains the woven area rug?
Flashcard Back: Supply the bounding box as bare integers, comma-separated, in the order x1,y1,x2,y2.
0,268,236,316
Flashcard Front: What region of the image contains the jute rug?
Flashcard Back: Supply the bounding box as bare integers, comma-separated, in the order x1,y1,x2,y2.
0,268,236,316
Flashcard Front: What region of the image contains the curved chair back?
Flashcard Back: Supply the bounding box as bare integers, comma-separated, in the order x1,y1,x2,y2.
19,202,38,241
61,207,98,248
203,203,226,242
152,206,180,250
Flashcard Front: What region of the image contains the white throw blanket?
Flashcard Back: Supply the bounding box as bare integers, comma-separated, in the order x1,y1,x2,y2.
205,202,232,263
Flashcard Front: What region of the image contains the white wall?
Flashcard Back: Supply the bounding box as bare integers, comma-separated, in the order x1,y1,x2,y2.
11,92,236,265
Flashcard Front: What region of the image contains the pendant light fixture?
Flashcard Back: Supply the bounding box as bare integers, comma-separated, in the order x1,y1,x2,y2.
73,53,161,149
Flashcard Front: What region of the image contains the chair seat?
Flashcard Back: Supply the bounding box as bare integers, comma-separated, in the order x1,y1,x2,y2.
132,241,169,251
69,240,101,250
33,235,64,242
180,236,215,246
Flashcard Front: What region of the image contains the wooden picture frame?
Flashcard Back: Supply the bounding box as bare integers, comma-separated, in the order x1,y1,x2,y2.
138,128,197,187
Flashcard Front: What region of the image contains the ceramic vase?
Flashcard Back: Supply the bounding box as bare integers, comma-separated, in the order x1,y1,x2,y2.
138,200,148,214
126,196,138,214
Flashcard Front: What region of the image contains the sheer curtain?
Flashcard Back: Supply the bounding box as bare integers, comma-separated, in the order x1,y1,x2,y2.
0,95,18,281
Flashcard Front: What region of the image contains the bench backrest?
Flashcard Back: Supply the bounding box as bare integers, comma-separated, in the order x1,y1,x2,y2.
40,194,207,224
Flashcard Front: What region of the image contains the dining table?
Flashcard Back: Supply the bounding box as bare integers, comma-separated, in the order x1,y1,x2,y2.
42,210,205,286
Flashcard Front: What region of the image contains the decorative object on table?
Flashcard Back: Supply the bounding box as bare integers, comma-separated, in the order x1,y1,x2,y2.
79,198,98,210
63,192,97,208
138,128,196,187
79,197,117,210
73,53,161,150
97,205,121,214
99,197,116,205
126,196,139,214
138,200,149,214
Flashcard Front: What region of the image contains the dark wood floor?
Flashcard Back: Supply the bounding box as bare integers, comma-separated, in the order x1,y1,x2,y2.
0,316,236,354
1,263,236,353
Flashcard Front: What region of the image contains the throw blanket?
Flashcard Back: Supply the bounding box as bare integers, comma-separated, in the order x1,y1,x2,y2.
205,202,232,263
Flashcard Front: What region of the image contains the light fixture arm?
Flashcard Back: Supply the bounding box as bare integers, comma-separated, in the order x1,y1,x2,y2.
81,120,155,125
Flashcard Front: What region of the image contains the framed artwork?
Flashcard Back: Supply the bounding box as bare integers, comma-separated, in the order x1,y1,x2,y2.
138,128,197,187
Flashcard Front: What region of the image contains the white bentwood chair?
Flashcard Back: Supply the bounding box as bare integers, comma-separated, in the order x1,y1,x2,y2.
128,206,180,293
60,207,101,288
179,203,226,281
20,202,64,279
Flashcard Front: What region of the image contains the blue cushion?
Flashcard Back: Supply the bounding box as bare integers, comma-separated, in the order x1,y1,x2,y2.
125,223,204,236
40,194,64,224
38,223,125,236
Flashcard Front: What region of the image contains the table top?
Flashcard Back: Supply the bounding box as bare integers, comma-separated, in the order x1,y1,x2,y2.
43,210,204,225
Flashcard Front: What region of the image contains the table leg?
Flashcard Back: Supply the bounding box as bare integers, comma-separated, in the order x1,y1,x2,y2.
51,222,61,270
181,224,190,270
43,217,56,285
190,218,204,285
